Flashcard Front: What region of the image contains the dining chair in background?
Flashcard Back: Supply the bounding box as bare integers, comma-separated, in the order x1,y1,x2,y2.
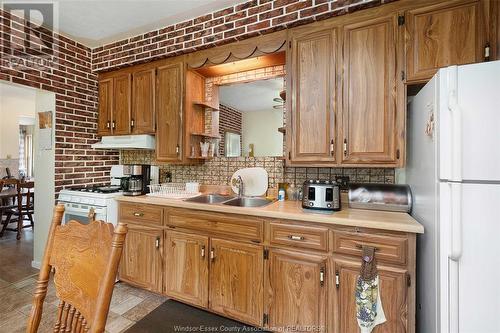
0,179,34,239
25,205,128,333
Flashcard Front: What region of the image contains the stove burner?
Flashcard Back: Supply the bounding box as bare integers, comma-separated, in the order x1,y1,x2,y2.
68,185,121,194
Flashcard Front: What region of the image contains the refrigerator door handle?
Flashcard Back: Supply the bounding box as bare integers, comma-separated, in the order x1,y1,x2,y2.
448,183,462,261
447,66,463,182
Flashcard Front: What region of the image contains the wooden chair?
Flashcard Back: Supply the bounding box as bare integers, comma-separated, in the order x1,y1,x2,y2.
26,204,128,333
1,179,34,239
0,178,21,238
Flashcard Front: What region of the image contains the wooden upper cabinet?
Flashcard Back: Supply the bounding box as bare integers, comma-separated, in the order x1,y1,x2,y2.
266,249,328,332
341,15,400,165
119,224,162,293
97,78,113,135
405,0,486,82
132,68,156,134
288,28,337,165
333,257,409,333
209,238,263,326
165,231,209,308
156,62,184,162
112,73,132,135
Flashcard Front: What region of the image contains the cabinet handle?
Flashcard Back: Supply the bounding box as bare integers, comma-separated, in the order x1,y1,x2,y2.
288,235,305,241
335,270,340,288
112,121,116,129
355,244,379,252
201,245,205,258
133,212,144,217
131,119,135,128
210,248,215,261
330,139,334,156
320,267,325,287
176,145,180,155
155,236,160,249
343,139,348,157
106,121,110,129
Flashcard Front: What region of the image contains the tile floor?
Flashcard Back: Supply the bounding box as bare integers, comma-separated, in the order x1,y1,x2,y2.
0,229,167,333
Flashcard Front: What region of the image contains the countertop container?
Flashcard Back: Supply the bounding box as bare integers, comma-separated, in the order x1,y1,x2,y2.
348,183,412,213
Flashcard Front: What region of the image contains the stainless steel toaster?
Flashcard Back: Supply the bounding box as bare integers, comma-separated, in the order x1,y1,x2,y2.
302,180,341,211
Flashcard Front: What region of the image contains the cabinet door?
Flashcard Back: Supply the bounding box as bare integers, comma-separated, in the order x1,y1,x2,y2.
132,68,156,134
112,73,132,135
332,257,408,333
97,78,113,136
406,0,485,82
165,231,209,308
341,15,399,165
119,224,162,293
266,249,328,332
156,63,184,162
209,239,263,326
289,28,337,164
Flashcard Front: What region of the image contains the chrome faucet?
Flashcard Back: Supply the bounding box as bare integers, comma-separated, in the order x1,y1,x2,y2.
236,175,244,197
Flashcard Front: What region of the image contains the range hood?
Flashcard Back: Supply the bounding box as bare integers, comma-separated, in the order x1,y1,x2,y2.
91,135,156,150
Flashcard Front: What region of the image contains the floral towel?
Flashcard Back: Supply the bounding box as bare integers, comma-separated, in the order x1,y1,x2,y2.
356,275,386,333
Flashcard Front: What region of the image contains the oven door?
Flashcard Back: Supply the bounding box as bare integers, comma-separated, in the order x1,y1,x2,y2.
59,202,107,225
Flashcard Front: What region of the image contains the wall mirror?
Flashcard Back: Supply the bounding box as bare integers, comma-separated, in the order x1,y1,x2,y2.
219,77,284,158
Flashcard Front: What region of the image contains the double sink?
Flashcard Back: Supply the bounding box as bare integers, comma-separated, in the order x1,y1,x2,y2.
184,193,273,208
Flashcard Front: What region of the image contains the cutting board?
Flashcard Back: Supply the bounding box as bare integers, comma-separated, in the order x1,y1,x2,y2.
230,167,268,197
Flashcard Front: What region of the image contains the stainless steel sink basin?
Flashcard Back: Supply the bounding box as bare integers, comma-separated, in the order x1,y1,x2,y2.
185,194,234,204
222,197,274,208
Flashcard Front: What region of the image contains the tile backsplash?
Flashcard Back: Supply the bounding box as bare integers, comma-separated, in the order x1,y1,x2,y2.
120,150,395,188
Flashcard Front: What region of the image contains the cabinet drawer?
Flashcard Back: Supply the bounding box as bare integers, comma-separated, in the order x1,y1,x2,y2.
333,230,407,265
167,209,263,242
269,222,329,251
119,203,163,226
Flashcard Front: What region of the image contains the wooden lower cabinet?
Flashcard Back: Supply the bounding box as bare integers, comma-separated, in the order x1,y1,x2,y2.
209,238,264,326
332,257,409,333
119,224,163,293
266,249,328,332
165,231,209,307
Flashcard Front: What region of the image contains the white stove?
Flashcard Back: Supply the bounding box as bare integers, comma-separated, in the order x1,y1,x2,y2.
58,166,127,226
58,185,122,226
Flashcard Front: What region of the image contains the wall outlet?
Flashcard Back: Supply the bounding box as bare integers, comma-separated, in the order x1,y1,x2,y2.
335,176,350,189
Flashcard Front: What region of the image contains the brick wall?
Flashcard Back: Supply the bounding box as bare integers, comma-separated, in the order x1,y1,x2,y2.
218,104,243,155
0,9,119,194
92,0,390,72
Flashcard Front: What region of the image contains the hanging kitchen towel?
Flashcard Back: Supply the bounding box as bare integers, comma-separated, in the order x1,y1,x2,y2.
356,246,386,333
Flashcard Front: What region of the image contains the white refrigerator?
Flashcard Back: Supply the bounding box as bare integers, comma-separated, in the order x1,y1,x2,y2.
406,61,500,333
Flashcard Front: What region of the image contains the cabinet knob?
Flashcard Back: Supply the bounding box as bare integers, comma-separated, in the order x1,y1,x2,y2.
112,121,116,129
106,121,110,129
176,145,180,154
201,245,205,258
155,236,160,249
210,248,215,261
131,119,135,128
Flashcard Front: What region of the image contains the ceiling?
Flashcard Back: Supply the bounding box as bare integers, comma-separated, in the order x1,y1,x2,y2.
5,0,245,48
219,77,284,113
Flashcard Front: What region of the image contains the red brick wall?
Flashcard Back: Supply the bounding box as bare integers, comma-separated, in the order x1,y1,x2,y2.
92,0,391,72
218,104,243,155
0,9,118,194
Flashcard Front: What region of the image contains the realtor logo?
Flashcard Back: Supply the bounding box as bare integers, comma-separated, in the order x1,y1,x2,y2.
1,2,58,69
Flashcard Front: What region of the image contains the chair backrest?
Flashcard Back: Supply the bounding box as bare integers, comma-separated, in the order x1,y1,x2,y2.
19,181,34,207
26,205,128,333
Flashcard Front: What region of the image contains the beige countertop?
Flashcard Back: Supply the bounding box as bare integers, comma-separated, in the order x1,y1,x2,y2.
116,195,424,234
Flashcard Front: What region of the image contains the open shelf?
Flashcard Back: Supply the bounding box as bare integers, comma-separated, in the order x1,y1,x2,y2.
193,101,219,111
190,132,221,139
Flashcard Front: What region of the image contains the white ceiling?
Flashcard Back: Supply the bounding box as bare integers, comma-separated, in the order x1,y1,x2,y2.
219,77,284,113
6,0,246,48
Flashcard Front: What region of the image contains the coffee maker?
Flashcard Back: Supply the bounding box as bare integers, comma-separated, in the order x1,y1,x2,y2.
121,165,151,196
